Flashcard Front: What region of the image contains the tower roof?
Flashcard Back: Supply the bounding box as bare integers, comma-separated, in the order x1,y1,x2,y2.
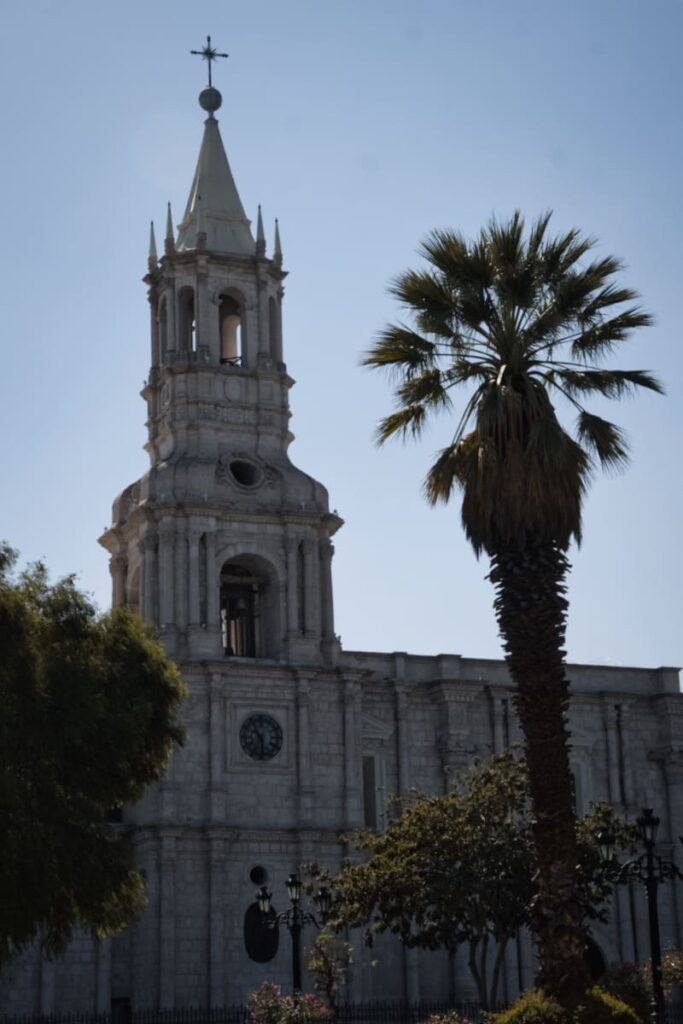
176,99,255,257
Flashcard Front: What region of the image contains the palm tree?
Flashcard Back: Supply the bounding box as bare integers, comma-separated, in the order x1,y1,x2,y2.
363,211,662,1006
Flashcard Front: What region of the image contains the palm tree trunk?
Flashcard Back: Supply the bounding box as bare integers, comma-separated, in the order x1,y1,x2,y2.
488,540,589,1007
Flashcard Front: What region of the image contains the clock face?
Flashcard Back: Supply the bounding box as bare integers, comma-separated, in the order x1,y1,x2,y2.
240,714,283,761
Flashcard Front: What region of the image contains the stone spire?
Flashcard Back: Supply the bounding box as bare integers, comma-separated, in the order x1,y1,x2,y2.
176,86,255,256
256,204,266,257
165,202,176,255
148,221,158,271
273,218,282,268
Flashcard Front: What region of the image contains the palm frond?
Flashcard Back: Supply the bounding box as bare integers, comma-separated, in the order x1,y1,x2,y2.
571,308,654,359
424,439,473,505
363,326,436,379
397,369,453,410
546,368,664,399
375,405,428,445
576,411,630,471
419,229,495,291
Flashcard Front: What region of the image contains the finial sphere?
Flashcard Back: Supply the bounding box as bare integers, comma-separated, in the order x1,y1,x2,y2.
199,87,222,113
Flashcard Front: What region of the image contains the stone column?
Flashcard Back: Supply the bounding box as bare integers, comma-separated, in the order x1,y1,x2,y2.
139,532,158,624
95,938,112,1013
206,530,219,629
40,955,56,1014
149,289,160,367
602,699,636,961
159,832,178,1008
320,540,335,638
188,530,201,626
196,255,211,358
164,277,176,352
394,683,411,796
158,518,175,628
174,522,188,631
208,831,226,1007
304,538,320,637
656,741,683,946
110,554,127,609
209,675,225,824
403,946,420,1004
286,537,299,635
256,266,271,361
297,675,314,825
343,677,362,828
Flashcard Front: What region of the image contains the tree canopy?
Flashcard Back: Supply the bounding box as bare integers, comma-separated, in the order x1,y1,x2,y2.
311,750,636,1008
0,544,186,964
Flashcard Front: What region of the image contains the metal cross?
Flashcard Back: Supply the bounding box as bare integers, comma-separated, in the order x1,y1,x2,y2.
190,35,228,88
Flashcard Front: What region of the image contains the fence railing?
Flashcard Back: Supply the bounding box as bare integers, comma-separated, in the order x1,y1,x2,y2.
1,1002,681,1024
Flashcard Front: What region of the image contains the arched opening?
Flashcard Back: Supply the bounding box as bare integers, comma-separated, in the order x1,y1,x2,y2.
219,293,242,365
178,286,196,353
219,555,279,659
158,295,168,359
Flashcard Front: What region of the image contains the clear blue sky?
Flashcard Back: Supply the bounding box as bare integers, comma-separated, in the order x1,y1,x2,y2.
1,0,681,670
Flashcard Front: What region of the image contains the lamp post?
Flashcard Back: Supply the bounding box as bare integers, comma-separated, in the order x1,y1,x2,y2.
257,873,331,993
597,808,683,1024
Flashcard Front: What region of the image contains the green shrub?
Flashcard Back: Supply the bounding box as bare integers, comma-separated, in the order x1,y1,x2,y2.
486,986,643,1024
484,990,568,1024
574,986,643,1023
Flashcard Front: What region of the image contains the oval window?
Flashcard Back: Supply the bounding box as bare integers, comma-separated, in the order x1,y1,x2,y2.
244,902,279,963
230,460,262,488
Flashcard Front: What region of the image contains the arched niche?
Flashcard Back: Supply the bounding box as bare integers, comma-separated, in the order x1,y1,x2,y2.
219,290,244,365
219,554,280,659
177,286,196,353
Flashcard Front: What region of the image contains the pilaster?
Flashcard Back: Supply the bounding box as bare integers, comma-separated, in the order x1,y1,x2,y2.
209,674,226,824
296,674,314,825
394,682,412,794
39,954,56,1014
208,831,226,1007
159,830,180,1009
430,682,481,791
303,538,320,637
95,938,112,1013
343,676,363,828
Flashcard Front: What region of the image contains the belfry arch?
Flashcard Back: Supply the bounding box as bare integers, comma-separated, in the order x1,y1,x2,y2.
219,554,280,659
219,290,243,365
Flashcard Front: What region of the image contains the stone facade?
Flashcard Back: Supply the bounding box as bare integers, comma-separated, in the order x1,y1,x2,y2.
2,87,682,1014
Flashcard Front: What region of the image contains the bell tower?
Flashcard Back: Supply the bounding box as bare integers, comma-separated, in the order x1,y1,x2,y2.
100,68,342,667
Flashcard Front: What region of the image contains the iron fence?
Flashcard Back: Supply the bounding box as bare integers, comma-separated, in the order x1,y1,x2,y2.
1,1003,681,1024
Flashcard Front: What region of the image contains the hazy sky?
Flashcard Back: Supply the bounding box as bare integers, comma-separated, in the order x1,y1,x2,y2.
1,0,681,671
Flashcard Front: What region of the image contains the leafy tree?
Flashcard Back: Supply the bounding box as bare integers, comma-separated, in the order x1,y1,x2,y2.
363,212,661,1005
306,931,354,1014
0,544,186,965
310,751,636,1009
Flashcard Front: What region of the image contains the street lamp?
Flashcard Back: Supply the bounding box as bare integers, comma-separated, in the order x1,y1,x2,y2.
597,808,683,1024
257,874,331,993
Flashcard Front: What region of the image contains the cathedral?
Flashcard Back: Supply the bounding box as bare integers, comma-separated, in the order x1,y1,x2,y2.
3,67,683,1015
